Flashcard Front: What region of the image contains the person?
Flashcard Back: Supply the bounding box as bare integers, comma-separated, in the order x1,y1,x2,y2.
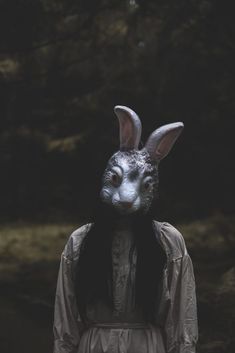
53,106,198,353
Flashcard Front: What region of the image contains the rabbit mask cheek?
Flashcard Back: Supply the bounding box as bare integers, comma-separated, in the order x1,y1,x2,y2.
100,150,159,214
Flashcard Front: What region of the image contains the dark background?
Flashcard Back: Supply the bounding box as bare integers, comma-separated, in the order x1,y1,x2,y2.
0,1,234,352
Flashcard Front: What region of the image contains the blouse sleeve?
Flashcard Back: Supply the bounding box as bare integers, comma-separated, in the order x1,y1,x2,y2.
158,223,198,353
53,227,87,353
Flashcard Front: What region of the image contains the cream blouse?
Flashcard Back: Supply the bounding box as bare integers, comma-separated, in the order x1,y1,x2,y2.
53,221,198,353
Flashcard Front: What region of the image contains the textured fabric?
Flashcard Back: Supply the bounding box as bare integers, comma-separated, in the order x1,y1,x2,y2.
53,221,198,353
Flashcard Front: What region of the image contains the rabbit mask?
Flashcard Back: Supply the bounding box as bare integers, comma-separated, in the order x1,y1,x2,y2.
100,106,184,215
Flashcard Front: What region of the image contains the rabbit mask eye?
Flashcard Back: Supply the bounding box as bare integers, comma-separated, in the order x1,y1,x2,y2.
111,173,119,185
142,176,153,191
109,166,122,186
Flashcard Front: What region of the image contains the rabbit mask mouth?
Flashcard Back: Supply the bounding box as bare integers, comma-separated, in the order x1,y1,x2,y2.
100,150,158,215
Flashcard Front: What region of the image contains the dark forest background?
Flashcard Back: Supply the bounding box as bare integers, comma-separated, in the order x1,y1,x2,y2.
0,0,234,222
0,1,235,353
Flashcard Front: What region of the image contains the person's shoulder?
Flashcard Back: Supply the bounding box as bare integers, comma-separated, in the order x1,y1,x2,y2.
153,220,188,261
63,223,93,261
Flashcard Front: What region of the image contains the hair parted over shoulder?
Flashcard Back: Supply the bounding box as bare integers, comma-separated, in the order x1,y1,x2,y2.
74,106,184,324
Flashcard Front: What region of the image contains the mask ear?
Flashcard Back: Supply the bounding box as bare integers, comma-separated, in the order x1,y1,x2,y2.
114,105,142,151
144,122,184,161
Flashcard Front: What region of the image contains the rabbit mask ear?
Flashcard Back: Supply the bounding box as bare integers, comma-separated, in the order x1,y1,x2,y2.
144,122,184,162
114,105,142,151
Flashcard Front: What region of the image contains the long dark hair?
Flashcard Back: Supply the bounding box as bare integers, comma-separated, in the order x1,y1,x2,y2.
74,197,167,324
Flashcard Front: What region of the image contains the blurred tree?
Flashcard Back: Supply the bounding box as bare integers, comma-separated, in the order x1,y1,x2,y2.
0,0,234,221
